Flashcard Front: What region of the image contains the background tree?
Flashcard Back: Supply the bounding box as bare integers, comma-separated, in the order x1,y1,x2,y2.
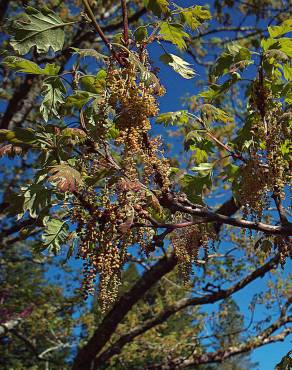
0,0,291,369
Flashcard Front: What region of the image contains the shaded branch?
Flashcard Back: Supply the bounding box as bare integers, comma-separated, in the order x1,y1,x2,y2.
72,253,177,370
151,315,292,369
95,253,281,365
121,0,129,47
82,0,125,66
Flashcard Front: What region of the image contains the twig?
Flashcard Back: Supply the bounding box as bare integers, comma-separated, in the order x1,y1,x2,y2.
121,0,129,47
82,0,124,66
272,191,289,226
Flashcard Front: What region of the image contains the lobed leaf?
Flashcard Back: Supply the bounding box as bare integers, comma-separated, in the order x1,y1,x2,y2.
8,7,69,54
156,110,189,126
212,43,252,78
201,104,233,123
2,57,60,75
71,47,108,61
179,5,211,31
48,164,83,192
42,217,69,255
40,77,66,122
159,22,189,50
268,19,292,38
160,53,196,79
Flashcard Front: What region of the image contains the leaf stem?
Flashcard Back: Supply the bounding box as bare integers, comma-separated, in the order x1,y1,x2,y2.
121,0,129,47
81,0,124,66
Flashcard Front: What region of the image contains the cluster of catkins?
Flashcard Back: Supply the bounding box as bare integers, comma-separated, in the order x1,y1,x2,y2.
171,213,216,283
71,61,173,310
239,80,291,218
107,62,170,190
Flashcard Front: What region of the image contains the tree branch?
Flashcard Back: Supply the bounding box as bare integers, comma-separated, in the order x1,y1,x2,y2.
81,0,125,66
159,193,292,236
94,253,281,365
72,253,177,370
121,0,129,47
152,315,292,369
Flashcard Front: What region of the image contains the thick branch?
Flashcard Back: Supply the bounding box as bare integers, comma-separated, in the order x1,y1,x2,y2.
72,253,177,370
159,193,292,236
214,196,240,233
95,253,281,365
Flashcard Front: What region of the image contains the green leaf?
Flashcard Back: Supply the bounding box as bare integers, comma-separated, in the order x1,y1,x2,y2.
156,110,189,126
261,37,292,58
18,184,52,219
134,26,148,42
212,43,252,78
159,22,189,50
180,5,211,31
48,164,83,192
201,104,233,123
2,56,60,75
144,0,170,17
199,79,237,101
65,91,92,109
42,217,69,255
224,163,240,182
282,64,292,81
61,128,87,144
71,47,108,61
0,128,36,145
191,162,213,173
40,77,66,122
160,53,196,79
8,7,69,54
193,148,208,163
268,19,292,38
79,70,107,94
180,174,211,204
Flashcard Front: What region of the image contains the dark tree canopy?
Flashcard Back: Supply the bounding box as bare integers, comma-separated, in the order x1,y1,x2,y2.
0,0,291,369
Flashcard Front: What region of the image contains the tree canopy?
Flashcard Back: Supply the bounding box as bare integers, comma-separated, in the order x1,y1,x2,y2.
0,0,291,369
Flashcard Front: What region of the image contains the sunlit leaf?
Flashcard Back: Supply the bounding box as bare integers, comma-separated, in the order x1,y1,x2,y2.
191,162,213,172
159,22,189,50
71,47,108,61
79,70,107,94
42,217,69,255
179,5,211,30
2,57,60,75
160,53,196,79
268,19,292,38
201,104,233,123
156,110,189,126
261,37,292,58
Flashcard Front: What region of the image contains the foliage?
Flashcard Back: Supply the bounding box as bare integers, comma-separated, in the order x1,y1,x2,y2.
0,0,291,369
